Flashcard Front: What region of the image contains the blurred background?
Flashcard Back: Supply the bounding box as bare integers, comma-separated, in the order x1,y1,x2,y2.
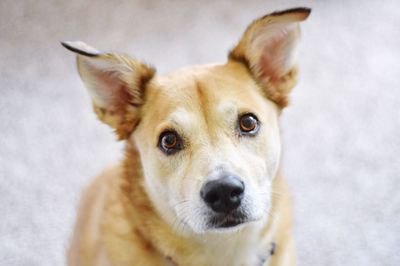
1,0,399,265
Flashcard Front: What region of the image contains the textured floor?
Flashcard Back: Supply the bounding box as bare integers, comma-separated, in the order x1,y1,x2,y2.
1,1,399,265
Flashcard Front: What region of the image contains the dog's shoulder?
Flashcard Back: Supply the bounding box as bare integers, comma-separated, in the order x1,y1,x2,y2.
67,164,121,265
67,165,166,266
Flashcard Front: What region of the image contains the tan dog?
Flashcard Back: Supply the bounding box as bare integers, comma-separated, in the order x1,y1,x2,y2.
63,7,310,266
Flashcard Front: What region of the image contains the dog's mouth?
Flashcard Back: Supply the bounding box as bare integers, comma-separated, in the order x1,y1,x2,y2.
218,219,243,228
207,211,251,229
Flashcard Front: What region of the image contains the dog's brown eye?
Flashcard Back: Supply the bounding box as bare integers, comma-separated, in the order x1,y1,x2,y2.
159,131,183,155
162,134,177,148
239,114,259,135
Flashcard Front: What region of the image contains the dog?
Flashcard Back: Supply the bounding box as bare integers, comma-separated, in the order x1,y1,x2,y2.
62,7,311,266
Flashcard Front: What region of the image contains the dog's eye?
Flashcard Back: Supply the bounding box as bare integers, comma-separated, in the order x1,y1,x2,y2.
239,113,259,135
158,131,183,155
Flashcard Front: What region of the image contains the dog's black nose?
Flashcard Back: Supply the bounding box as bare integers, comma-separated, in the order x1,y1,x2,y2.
200,176,244,213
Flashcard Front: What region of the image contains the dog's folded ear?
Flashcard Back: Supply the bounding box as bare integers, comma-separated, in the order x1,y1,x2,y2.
229,8,311,108
62,41,155,139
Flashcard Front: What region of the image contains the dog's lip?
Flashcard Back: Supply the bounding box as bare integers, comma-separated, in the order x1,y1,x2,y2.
218,219,243,228
211,214,251,229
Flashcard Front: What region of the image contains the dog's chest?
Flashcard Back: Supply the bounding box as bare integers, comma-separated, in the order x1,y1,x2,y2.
164,249,273,266
164,232,273,266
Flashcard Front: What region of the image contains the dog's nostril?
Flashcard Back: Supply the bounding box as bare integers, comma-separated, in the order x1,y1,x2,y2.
200,176,245,213
230,188,243,198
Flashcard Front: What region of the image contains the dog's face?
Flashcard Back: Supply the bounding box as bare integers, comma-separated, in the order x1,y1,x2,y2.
134,63,281,232
63,8,310,233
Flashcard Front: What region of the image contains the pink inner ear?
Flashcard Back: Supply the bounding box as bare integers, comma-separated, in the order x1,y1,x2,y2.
83,59,133,115
254,24,297,83
97,71,132,113
258,39,283,82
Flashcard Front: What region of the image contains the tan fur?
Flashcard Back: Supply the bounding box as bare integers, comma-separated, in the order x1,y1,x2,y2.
64,7,310,266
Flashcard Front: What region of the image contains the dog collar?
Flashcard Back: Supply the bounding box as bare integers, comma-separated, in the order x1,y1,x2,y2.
165,242,276,266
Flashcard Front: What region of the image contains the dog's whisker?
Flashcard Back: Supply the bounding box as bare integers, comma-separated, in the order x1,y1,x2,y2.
173,203,197,235
172,215,188,235
172,199,191,209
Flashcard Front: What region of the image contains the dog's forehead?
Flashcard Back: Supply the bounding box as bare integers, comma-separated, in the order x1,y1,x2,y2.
151,62,260,104
164,100,239,134
141,61,268,130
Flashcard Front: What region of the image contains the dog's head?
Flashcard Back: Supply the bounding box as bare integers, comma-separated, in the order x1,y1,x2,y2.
63,8,310,233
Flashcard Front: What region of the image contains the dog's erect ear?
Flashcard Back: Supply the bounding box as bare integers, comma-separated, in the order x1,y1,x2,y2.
62,41,155,139
229,8,311,108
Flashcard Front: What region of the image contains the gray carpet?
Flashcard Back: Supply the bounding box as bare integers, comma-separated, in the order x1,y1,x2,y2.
1,0,399,265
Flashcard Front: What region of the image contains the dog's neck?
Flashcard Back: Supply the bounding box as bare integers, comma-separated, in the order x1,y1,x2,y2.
121,141,277,266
